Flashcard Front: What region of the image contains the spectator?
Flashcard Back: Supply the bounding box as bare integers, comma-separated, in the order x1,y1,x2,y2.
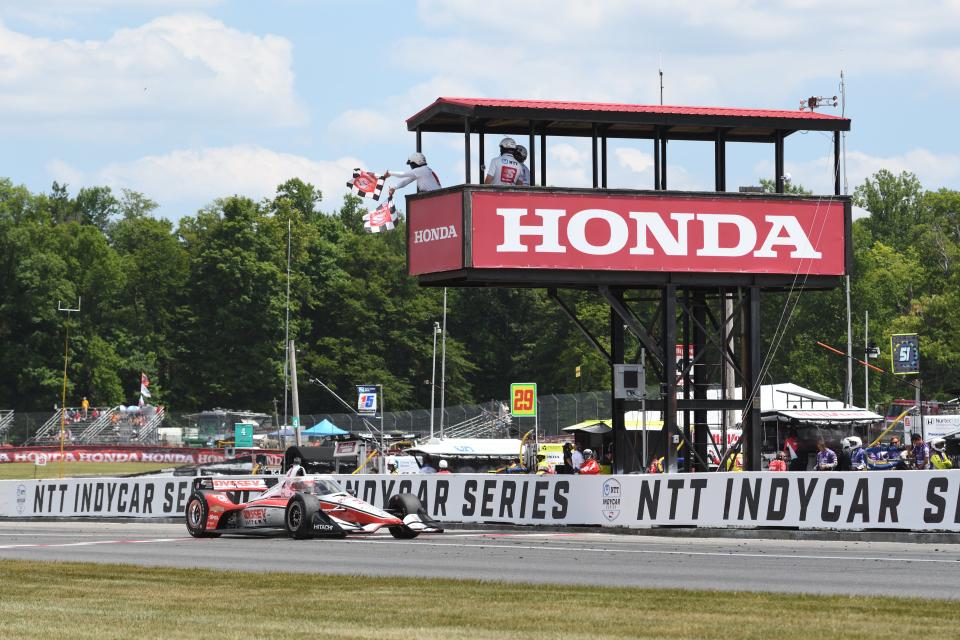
815,440,838,471
931,438,953,470
558,442,575,474
513,145,530,186
420,456,437,474
910,433,931,470
724,452,744,472
602,450,615,470
81,397,89,419
579,449,600,475
484,138,523,185
571,443,585,472
783,427,803,471
437,459,452,474
384,153,441,196
842,436,867,471
887,436,902,454
768,452,788,471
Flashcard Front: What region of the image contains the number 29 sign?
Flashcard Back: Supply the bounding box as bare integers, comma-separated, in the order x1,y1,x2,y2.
511,383,538,417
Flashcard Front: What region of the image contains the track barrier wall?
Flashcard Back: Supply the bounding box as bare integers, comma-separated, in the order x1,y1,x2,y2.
3,471,960,532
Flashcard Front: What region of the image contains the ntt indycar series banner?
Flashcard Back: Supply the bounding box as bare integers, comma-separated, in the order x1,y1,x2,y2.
334,472,960,531
4,472,960,531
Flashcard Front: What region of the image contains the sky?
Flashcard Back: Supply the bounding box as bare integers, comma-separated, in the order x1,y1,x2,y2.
1,0,959,220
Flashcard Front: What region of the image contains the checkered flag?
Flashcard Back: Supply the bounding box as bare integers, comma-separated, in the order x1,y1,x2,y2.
363,198,398,233
346,168,385,200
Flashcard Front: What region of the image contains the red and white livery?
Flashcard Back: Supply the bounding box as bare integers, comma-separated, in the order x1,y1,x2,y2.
185,466,444,540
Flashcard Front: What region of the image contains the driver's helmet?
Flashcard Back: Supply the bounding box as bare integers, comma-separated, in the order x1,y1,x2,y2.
514,145,528,163
932,438,946,452
841,436,862,453
499,137,517,152
407,152,427,167
583,448,594,459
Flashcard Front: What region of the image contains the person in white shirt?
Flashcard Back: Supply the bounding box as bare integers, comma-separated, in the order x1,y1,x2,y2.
484,138,523,186
513,144,530,186
384,153,441,196
571,444,585,472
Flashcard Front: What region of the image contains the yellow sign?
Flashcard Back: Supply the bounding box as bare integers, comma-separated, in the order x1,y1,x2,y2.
575,366,581,378
510,382,537,417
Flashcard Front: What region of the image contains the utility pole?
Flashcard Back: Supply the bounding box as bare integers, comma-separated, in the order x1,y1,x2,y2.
430,321,439,439
439,287,448,439
864,310,869,410
845,277,853,407
289,340,301,447
57,297,81,479
283,219,291,429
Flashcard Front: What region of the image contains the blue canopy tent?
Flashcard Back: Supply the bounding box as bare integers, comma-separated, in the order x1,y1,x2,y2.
302,419,348,437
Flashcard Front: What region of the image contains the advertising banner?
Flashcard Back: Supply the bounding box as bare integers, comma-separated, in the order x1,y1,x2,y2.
0,446,282,465
469,191,846,276
407,190,464,275
5,471,960,532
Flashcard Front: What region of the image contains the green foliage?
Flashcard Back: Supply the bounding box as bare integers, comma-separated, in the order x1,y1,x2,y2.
0,170,958,416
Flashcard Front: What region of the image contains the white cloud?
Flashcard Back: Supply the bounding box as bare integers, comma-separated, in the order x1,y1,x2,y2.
0,14,306,134
327,75,482,147
780,148,960,195
51,145,362,217
615,148,654,174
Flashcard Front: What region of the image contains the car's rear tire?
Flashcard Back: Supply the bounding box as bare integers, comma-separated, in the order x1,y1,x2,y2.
185,493,220,538
285,495,313,539
387,493,424,539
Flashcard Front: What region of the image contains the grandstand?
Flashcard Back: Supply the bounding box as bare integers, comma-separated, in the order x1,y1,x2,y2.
0,410,13,442
27,405,164,445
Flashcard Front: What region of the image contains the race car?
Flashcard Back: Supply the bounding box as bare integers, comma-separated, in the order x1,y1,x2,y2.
185,465,443,540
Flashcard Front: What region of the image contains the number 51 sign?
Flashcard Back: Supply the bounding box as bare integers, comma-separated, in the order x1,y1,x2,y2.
511,383,538,417
891,334,920,375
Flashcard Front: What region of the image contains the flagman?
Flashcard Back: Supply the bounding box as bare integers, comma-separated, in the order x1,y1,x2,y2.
384,153,441,196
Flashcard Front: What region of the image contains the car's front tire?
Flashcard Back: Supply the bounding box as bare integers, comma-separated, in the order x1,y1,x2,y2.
185,493,220,538
387,493,424,539
285,495,314,539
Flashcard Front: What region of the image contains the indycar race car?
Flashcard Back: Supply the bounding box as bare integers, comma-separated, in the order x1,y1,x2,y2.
185,466,444,540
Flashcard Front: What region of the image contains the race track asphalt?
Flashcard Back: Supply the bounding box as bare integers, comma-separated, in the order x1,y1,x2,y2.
1,521,959,600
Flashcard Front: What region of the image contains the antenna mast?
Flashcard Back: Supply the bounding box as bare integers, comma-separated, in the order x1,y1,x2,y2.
658,53,664,105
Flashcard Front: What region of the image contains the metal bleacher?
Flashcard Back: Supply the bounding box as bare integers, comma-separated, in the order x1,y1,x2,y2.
0,410,13,440
441,405,515,439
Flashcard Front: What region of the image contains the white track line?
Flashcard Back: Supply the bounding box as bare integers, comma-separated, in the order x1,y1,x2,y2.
0,537,188,550
346,538,960,564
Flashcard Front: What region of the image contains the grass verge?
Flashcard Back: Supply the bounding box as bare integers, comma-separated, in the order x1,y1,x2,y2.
0,462,183,480
0,559,956,640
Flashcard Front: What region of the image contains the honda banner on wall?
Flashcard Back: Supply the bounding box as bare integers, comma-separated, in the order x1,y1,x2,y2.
407,188,848,278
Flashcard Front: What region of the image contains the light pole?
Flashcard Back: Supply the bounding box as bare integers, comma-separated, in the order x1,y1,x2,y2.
430,321,440,439
57,297,81,479
439,287,447,439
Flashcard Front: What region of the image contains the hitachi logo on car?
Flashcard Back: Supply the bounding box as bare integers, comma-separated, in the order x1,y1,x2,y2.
413,225,458,244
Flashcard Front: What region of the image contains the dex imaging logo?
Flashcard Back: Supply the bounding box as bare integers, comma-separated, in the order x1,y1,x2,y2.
601,478,621,522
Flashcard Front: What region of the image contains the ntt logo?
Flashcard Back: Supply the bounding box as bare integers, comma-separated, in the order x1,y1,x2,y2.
413,225,458,244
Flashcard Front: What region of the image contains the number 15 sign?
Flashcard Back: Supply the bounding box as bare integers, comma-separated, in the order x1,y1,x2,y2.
511,383,538,417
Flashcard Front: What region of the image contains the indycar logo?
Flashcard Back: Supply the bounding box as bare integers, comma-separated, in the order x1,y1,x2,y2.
602,478,621,521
